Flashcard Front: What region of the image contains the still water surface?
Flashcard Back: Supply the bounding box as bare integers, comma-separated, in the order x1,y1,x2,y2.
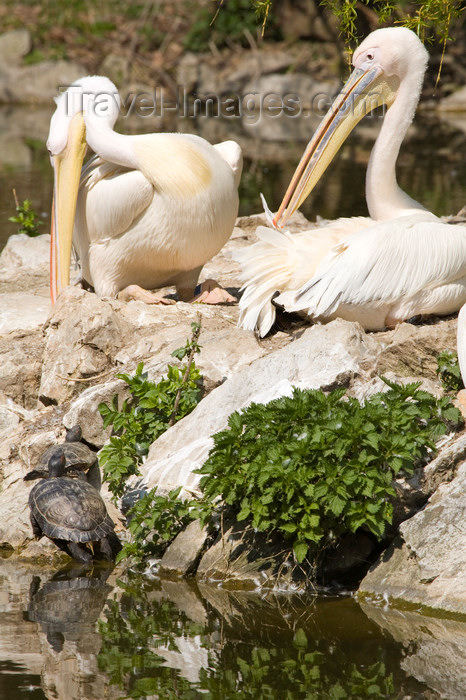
1,107,466,699
2,558,466,700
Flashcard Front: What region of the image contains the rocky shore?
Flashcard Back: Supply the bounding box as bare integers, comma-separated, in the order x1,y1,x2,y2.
1,209,466,616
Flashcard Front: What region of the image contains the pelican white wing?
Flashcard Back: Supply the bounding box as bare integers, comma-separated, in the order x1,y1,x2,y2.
236,215,373,336
277,214,466,329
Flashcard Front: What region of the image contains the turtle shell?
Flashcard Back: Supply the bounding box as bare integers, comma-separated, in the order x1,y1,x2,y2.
37,441,97,473
29,477,115,543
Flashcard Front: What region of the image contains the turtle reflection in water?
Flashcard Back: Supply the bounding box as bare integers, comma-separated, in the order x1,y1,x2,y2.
24,425,97,481
26,566,112,652
27,451,119,564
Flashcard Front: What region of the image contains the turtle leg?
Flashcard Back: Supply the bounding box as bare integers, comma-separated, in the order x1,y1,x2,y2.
30,513,43,539
67,541,93,565
99,536,114,561
52,537,73,556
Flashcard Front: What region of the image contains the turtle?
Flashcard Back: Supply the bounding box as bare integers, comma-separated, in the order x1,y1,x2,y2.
24,425,97,481
28,450,118,564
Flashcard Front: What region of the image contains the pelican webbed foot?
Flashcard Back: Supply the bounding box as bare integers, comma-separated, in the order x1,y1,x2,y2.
117,284,176,305
190,279,237,305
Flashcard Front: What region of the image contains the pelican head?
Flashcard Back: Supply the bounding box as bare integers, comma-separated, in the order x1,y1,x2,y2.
274,27,428,227
47,76,120,302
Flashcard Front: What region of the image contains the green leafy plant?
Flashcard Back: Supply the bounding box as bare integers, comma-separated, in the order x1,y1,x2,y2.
9,190,43,237
436,350,464,392
197,378,463,563
98,322,203,500
117,486,206,565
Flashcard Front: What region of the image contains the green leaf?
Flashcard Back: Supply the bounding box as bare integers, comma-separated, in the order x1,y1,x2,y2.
293,541,308,563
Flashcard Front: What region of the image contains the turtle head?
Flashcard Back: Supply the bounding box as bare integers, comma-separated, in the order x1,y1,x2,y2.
65,425,82,443
48,450,66,477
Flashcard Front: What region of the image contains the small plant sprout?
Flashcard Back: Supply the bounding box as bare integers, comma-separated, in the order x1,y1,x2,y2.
9,189,43,237
436,350,464,393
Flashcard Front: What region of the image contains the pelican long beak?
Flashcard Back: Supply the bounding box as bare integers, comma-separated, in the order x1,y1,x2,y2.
50,112,87,303
273,65,398,228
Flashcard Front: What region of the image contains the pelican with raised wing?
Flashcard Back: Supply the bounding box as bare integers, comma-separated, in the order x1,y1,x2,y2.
47,76,242,305
237,27,466,336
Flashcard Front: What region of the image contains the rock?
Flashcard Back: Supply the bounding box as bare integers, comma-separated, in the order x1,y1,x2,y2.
0,293,50,335
159,520,209,577
0,233,50,309
0,30,31,65
187,49,295,97
141,318,377,495
359,462,466,615
438,86,466,112
0,233,49,272
224,51,295,91
0,404,20,441
0,234,51,335
243,110,322,142
196,522,301,591
243,74,338,113
0,60,85,104
0,216,465,605
39,287,131,406
365,318,458,381
98,54,129,86
275,0,338,42
420,430,466,495
0,448,56,552
0,330,45,409
176,52,202,94
63,379,127,448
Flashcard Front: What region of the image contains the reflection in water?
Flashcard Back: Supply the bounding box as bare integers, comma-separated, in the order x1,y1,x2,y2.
96,574,432,699
22,563,114,700
1,105,465,253
1,559,466,699
26,564,113,653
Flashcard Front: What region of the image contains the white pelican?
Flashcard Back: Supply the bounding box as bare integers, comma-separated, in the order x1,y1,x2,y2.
237,27,466,336
47,76,243,305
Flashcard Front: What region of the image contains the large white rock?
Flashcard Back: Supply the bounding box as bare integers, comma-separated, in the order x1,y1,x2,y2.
0,233,50,271
0,233,51,334
0,293,50,334
359,462,466,614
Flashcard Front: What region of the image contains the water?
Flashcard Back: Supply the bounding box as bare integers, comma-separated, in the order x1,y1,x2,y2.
2,558,466,700
1,105,465,252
